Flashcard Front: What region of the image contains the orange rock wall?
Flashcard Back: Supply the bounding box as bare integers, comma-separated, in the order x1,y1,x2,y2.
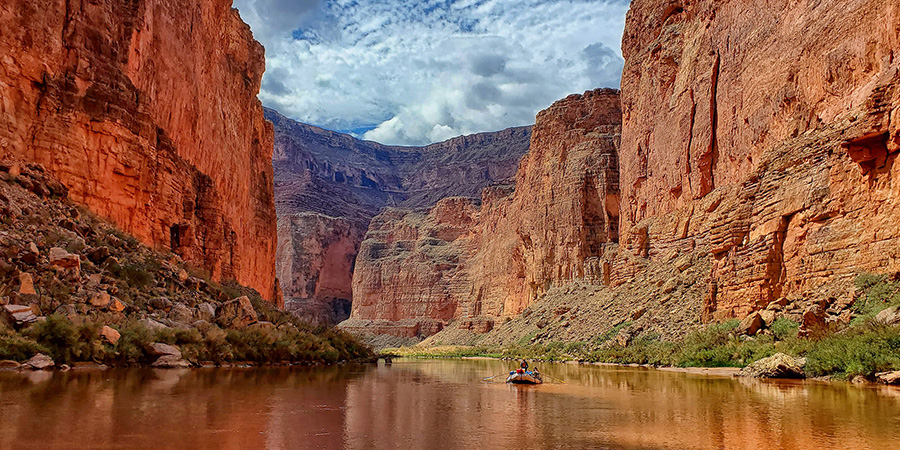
347,198,480,337
0,0,278,302
618,0,900,318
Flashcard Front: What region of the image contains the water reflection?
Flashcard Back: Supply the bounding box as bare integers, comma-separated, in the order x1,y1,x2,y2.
0,360,897,449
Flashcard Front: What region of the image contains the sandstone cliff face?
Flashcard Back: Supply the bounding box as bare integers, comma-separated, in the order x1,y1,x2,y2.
0,0,278,303
342,90,621,337
270,109,530,324
618,0,900,319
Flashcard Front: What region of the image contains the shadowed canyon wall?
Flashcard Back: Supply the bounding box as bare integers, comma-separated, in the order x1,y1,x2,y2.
270,109,530,324
342,0,900,338
0,0,278,302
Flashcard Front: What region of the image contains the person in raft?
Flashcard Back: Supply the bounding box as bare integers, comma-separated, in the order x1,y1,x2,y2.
520,360,529,371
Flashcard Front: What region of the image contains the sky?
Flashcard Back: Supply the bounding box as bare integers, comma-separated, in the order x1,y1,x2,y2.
233,0,631,145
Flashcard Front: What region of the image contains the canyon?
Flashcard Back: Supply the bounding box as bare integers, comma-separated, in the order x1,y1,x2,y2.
269,109,530,324
0,0,278,303
1,0,898,349
341,0,900,345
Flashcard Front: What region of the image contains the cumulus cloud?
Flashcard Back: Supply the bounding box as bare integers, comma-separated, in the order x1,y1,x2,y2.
233,0,631,145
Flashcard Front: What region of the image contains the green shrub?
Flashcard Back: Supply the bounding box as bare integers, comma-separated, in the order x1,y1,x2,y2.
804,324,900,379
676,320,772,367
113,263,154,289
25,314,78,363
770,317,800,340
596,321,631,346
853,273,900,317
113,321,154,364
0,332,48,361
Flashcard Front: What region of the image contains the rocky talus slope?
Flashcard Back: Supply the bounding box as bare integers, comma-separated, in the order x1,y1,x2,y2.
341,0,900,349
269,109,530,325
0,162,369,367
0,0,278,303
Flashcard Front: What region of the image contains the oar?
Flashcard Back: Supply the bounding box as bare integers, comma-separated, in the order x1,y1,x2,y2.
483,373,509,381
540,374,566,384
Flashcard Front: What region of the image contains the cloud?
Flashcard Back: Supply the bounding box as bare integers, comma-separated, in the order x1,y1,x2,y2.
234,0,631,145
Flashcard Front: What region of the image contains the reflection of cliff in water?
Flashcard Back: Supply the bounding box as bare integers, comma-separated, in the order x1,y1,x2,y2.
0,362,898,449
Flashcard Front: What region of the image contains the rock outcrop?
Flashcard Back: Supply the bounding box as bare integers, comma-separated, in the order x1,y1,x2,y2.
270,109,530,324
0,0,278,302
342,89,621,337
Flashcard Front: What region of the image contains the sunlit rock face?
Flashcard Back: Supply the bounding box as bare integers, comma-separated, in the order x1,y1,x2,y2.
618,0,900,319
269,109,530,325
0,0,278,303
342,89,621,337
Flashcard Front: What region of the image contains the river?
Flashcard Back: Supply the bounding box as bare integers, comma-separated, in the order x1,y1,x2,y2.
0,359,898,449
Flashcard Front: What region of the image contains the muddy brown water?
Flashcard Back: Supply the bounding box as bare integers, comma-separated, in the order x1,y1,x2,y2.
0,359,898,449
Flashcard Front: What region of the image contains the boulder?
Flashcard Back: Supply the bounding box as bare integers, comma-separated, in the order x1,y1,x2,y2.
177,269,189,283
0,360,21,369
197,302,217,322
738,312,763,336
71,362,109,370
875,371,900,385
146,342,182,359
86,273,102,287
759,309,776,327
18,243,39,265
107,297,126,312
22,353,54,370
54,304,77,317
149,297,173,311
2,304,39,328
90,291,111,308
86,246,111,264
737,353,806,378
151,354,191,369
800,306,827,337
875,306,900,326
99,326,120,345
49,247,80,274
139,318,169,331
168,303,194,324
630,306,647,320
18,272,36,295
216,296,258,329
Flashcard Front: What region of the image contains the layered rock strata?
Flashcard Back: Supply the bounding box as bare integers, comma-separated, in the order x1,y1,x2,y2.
618,0,900,319
270,109,530,324
342,89,621,337
0,0,278,303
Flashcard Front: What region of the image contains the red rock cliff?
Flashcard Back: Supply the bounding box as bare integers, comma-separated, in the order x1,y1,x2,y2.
342,90,621,337
618,0,900,318
0,0,278,302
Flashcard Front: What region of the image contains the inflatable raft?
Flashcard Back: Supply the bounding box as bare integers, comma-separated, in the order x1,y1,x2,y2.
506,369,543,384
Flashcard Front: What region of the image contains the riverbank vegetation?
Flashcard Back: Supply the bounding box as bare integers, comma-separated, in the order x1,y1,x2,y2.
0,308,372,366
384,274,900,381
